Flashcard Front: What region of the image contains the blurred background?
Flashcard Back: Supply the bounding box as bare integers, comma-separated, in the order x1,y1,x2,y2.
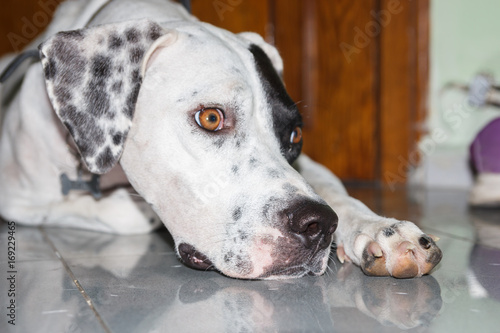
1,0,498,190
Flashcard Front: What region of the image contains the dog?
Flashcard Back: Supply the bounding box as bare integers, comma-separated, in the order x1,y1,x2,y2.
0,0,442,279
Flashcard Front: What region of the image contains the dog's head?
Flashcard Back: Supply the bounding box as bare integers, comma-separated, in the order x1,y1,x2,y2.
39,19,337,279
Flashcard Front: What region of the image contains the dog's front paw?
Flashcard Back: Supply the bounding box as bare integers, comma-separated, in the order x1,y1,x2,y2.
337,220,442,278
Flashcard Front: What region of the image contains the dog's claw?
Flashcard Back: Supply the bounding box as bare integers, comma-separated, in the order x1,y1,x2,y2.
336,245,351,264
428,234,440,242
368,241,383,258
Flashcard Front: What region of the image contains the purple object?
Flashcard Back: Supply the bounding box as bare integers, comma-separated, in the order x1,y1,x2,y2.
470,117,500,173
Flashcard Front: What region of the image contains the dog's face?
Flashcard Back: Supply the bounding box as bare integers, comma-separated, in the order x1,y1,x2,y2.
40,20,337,279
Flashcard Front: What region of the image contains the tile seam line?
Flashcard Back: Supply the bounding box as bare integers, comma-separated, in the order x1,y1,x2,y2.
39,226,113,333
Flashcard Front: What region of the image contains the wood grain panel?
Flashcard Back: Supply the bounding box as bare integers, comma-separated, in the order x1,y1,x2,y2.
300,0,378,181
272,0,304,110
191,0,270,39
0,0,64,55
379,0,428,187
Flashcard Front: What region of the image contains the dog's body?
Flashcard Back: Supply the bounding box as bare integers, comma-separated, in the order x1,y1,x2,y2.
0,0,441,279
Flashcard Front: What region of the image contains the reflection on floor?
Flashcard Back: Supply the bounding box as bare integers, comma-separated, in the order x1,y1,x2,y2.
1,188,499,333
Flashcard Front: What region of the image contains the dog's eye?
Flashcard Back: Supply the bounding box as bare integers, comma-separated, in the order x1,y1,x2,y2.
290,126,302,144
195,108,224,131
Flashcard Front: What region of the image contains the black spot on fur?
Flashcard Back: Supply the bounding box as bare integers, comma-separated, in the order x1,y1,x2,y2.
124,83,141,119
76,138,96,157
383,228,395,237
96,147,114,171
362,249,374,268
426,247,443,264
111,81,123,93
148,23,162,41
214,137,225,148
249,157,258,168
112,133,123,146
224,251,235,263
419,236,432,249
109,35,124,49
52,38,77,65
44,58,57,80
54,86,72,106
125,28,140,43
282,183,298,195
231,165,239,174
232,207,242,221
131,69,141,83
58,30,84,40
59,104,78,121
239,230,248,240
91,54,112,79
63,121,74,137
129,47,145,64
267,168,282,178
86,79,110,118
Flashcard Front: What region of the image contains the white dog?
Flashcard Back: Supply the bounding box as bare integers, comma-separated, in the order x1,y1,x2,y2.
0,0,441,279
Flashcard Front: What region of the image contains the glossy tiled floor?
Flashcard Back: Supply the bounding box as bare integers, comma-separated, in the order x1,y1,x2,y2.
1,188,500,333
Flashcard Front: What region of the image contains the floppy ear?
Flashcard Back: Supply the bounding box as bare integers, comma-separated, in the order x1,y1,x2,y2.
39,19,176,174
238,32,284,76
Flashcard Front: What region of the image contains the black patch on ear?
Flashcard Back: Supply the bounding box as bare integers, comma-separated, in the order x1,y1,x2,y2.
54,86,72,105
96,147,114,170
125,71,142,119
249,44,302,164
91,55,112,78
109,35,124,49
125,28,140,43
148,23,162,41
129,47,145,64
112,132,123,145
111,81,123,93
58,30,85,40
45,58,57,80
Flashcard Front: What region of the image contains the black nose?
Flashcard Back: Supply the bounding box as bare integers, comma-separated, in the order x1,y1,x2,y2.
285,200,338,250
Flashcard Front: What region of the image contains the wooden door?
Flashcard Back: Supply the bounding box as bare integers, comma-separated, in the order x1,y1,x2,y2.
0,0,429,186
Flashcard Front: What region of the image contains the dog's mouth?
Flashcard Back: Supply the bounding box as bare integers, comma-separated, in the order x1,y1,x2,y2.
177,242,330,279
178,243,216,271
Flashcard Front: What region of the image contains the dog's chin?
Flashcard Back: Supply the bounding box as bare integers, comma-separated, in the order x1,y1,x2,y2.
177,243,330,280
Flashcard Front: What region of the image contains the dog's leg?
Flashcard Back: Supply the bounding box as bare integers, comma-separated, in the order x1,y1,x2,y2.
295,155,442,278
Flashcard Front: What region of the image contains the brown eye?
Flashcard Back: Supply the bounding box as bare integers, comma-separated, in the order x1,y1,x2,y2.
290,126,302,144
195,108,224,131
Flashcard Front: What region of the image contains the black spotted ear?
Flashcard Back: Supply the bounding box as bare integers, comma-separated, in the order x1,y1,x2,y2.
39,19,174,174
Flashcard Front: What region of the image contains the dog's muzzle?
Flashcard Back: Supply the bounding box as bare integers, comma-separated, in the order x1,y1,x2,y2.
178,199,338,278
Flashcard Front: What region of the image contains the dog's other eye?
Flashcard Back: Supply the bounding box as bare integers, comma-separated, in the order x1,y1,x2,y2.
195,108,224,131
290,126,302,144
